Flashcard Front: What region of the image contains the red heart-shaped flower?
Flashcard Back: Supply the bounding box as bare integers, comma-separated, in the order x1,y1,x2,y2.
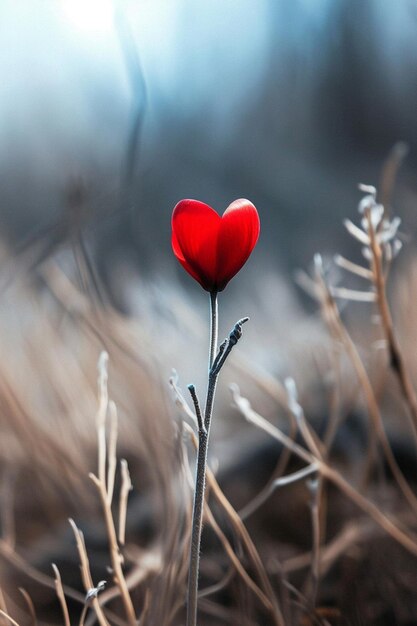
172,198,260,292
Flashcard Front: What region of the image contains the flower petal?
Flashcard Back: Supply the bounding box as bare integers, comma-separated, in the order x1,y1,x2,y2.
216,199,260,290
172,199,221,291
172,198,260,291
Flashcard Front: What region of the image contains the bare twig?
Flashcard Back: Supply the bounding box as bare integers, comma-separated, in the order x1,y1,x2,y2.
199,568,235,599
313,259,417,515
280,519,374,575
80,584,107,626
106,401,118,506
330,286,376,302
0,610,20,626
52,564,71,626
169,372,199,428
184,424,285,626
0,588,8,618
18,589,36,626
186,294,252,626
187,385,204,432
365,204,417,443
89,474,136,626
334,255,373,280
69,519,110,626
240,464,318,521
203,504,273,611
96,352,109,488
118,459,133,546
0,540,84,607
284,378,323,460
231,385,417,558
138,589,151,626
306,477,321,608
84,550,162,626
89,353,136,626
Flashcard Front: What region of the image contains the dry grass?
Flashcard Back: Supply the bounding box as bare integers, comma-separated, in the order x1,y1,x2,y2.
0,176,417,625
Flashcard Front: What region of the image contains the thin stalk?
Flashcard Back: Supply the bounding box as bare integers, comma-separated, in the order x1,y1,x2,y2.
307,477,321,608
365,208,417,444
232,387,417,558
208,291,218,370
186,291,218,626
185,426,285,626
89,475,137,626
52,564,71,626
315,268,417,515
186,428,209,626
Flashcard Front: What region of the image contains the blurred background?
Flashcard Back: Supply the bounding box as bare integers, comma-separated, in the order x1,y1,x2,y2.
2,0,417,294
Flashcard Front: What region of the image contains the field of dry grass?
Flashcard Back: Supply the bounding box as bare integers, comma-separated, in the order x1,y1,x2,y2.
0,180,417,626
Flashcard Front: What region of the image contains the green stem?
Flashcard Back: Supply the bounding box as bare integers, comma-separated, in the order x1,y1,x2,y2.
186,291,218,626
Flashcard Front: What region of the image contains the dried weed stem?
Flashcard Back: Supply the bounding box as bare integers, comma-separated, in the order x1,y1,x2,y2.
69,520,109,626
184,424,284,626
365,206,417,443
186,291,218,626
186,292,255,626
18,589,37,626
231,385,417,558
89,352,136,626
314,262,417,515
52,564,71,626
0,610,20,626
